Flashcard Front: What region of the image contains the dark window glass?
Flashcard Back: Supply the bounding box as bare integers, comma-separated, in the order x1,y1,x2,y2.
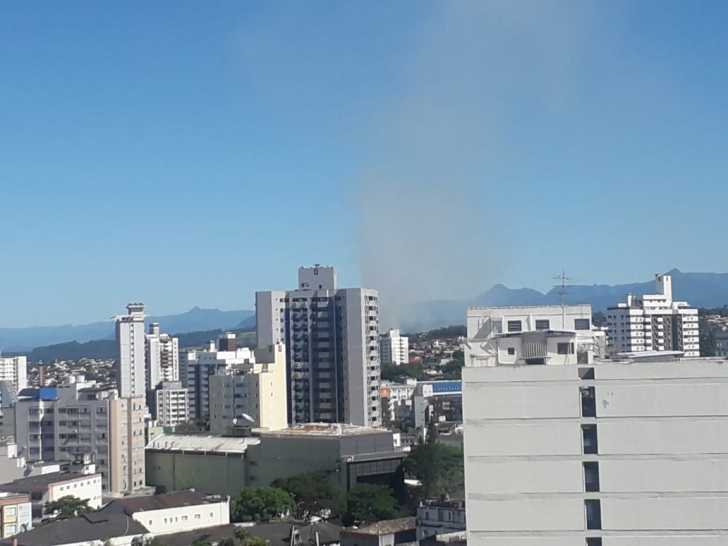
582,425,598,454
575,318,591,330
585,500,602,529
581,386,596,417
507,320,522,332
535,319,550,330
584,462,600,492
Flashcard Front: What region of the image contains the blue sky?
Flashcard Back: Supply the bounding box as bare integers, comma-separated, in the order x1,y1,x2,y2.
1,1,727,327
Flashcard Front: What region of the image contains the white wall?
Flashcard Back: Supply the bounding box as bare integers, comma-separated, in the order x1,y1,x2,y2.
131,499,230,535
49,474,103,509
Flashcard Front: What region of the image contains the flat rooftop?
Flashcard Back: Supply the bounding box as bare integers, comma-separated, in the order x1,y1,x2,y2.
260,423,386,437
0,471,98,490
146,433,260,453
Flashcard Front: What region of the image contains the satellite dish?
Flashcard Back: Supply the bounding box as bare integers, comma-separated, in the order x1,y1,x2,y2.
240,413,254,423
232,418,238,425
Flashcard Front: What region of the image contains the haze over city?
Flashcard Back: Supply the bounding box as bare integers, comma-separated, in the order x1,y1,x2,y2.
3,1,728,328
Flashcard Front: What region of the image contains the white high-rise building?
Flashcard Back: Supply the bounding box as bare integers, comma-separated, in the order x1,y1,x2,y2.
380,329,409,366
606,273,700,357
256,265,382,427
0,353,27,392
463,303,728,545
145,323,179,389
113,303,147,398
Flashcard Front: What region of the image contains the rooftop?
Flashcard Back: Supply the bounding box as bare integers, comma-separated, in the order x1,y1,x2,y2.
102,490,222,514
0,512,148,546
345,517,417,535
161,521,342,546
260,423,385,437
0,471,98,490
146,433,260,453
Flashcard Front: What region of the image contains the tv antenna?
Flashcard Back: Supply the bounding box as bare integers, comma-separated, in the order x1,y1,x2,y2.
553,270,571,306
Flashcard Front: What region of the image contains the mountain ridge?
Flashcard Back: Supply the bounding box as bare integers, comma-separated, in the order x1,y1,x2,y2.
0,307,255,351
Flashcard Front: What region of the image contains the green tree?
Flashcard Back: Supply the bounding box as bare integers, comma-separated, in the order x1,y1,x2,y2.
404,443,463,498
191,536,212,546
45,495,93,519
272,472,345,519
235,527,250,541
230,487,295,522
343,484,404,526
218,538,237,546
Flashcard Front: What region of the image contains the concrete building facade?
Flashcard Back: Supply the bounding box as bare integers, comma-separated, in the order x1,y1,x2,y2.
464,306,728,544
466,304,605,368
606,274,700,356
209,343,288,434
0,471,103,519
145,323,179,389
0,492,31,538
15,378,146,495
256,265,382,427
151,382,189,428
413,381,462,428
380,329,409,366
0,355,27,393
380,380,416,424
113,304,147,398
181,339,256,420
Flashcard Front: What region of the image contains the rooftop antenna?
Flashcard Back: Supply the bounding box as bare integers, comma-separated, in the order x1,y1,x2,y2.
553,270,572,327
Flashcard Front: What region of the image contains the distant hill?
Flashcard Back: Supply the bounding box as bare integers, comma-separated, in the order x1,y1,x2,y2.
17,328,257,364
0,307,255,352
402,269,728,331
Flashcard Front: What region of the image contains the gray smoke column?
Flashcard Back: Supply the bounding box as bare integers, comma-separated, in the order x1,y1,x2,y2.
356,1,596,329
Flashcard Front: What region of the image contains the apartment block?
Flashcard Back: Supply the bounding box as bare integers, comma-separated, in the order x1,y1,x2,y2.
379,379,416,424
145,323,179,389
151,382,189,428
380,329,409,366
15,377,146,495
464,303,728,545
606,273,699,356
113,303,147,398
181,336,256,420
209,343,287,434
256,265,382,427
0,354,27,393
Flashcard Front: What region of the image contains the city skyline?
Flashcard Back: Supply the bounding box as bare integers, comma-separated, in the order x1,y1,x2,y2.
3,1,728,327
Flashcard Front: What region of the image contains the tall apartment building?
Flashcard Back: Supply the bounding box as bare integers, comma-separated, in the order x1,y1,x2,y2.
380,329,409,366
180,336,256,420
209,343,288,434
606,273,699,356
15,377,146,495
150,381,189,428
113,303,147,398
463,303,728,545
256,265,382,427
145,323,179,389
0,354,27,392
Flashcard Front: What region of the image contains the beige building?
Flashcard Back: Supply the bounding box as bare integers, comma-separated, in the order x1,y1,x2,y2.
0,492,31,538
209,343,288,434
15,377,146,495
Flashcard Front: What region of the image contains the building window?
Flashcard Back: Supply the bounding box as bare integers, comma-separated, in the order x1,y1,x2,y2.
586,539,602,546
575,318,591,330
507,347,515,355
5,507,16,517
535,319,550,330
507,320,522,332
194,514,201,519
581,386,596,417
558,342,574,355
584,462,600,492
585,499,602,530
582,425,598,454
579,368,595,380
